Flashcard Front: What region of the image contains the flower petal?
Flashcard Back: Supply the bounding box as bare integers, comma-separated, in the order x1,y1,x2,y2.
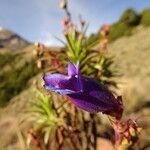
68,77,121,114
68,62,78,76
44,84,80,95
43,73,83,95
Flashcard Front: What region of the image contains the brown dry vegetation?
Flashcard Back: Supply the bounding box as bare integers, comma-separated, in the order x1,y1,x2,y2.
109,27,150,148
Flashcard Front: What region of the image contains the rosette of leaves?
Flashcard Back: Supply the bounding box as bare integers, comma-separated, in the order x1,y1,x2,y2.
59,23,116,86
28,90,65,147
28,90,97,149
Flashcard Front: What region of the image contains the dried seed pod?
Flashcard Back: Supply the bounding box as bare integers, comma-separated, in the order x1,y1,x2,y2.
59,0,67,9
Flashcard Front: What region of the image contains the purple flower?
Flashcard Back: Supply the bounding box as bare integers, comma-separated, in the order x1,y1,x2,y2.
43,62,123,119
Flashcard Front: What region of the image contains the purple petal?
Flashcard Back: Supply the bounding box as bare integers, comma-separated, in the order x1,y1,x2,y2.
43,73,83,95
44,84,80,95
43,74,68,90
68,77,121,114
68,62,79,76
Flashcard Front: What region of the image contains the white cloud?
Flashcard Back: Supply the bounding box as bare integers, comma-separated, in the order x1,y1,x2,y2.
37,30,63,46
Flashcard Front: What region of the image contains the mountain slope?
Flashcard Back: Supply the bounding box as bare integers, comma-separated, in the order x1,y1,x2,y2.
109,27,150,111
0,27,29,50
0,44,40,106
108,27,150,147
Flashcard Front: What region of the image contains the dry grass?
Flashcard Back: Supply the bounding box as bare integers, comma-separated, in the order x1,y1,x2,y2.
108,27,150,148
109,27,150,112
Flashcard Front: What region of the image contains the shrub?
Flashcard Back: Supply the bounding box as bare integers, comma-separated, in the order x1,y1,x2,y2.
108,8,141,42
141,8,150,26
0,60,39,106
119,8,141,26
109,22,133,41
0,53,20,68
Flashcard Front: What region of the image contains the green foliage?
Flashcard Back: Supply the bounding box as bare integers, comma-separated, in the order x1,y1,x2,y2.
29,90,64,145
60,25,116,85
62,25,100,65
87,32,100,46
81,8,150,42
119,8,141,26
0,53,20,68
109,22,133,41
0,59,39,106
141,8,150,26
109,8,141,42
94,55,116,85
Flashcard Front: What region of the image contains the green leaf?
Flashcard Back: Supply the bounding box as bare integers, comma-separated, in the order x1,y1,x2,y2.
44,128,52,145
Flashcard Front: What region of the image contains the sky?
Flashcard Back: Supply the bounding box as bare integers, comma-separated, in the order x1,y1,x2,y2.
0,0,150,46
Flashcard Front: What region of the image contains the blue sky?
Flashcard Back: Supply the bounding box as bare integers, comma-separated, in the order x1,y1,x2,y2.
0,0,150,46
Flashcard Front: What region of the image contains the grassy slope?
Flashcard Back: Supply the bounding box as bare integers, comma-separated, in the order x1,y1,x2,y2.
0,45,40,106
109,27,150,111
108,27,150,147
0,27,150,149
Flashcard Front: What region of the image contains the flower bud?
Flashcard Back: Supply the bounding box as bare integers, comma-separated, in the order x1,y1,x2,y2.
59,0,67,9
61,18,69,27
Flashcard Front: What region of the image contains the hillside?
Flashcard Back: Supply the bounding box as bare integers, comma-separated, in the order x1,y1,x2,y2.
109,27,150,112
0,44,40,106
0,27,29,50
109,27,150,147
0,26,150,149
